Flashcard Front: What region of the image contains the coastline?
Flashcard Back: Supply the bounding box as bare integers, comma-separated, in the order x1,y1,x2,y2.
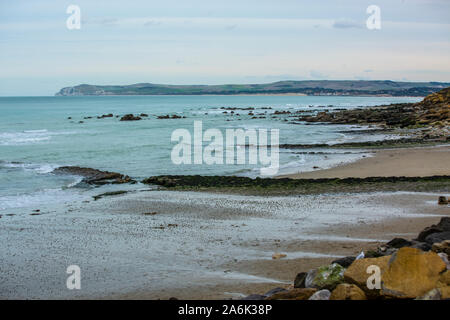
279,145,450,179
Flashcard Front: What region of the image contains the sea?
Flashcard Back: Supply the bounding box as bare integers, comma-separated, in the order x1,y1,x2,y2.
0,95,421,213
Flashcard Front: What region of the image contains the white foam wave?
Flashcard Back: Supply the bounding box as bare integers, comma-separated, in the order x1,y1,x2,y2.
0,130,76,146
0,187,83,210
0,161,60,174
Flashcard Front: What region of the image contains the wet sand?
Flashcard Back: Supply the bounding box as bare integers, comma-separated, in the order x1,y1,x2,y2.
100,192,449,299
1,189,448,300
280,145,450,179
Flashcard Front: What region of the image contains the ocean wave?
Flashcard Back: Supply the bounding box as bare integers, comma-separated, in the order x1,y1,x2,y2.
0,161,60,174
0,129,76,146
0,187,84,210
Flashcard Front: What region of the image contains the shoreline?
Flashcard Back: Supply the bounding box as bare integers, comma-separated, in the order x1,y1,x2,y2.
280,145,450,179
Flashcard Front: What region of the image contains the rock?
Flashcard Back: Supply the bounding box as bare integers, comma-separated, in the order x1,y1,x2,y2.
344,255,391,297
120,114,142,121
330,284,367,300
432,240,450,255
438,196,448,205
376,247,398,257
416,217,450,242
52,166,134,185
98,113,113,119
308,289,331,300
157,114,184,119
93,190,128,200
385,238,413,249
424,231,450,245
332,256,356,268
381,247,447,298
417,227,443,242
142,212,158,216
266,288,317,300
410,241,432,252
140,113,149,117
241,294,266,300
437,253,450,270
264,287,287,297
365,249,384,258
293,272,307,288
304,263,345,291
272,253,287,259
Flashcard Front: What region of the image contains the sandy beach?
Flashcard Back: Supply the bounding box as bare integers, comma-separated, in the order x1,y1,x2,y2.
4,189,448,300
106,192,449,300
280,145,450,179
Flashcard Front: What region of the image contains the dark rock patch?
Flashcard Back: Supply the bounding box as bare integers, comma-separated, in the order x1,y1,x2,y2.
52,166,135,185
120,114,142,121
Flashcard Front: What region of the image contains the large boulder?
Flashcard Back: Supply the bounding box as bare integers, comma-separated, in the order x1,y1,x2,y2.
304,263,345,291
330,284,367,300
344,255,391,297
265,288,317,300
416,217,450,242
381,247,447,298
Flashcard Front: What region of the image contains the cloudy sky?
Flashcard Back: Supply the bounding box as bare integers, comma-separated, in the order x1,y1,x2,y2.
0,0,449,95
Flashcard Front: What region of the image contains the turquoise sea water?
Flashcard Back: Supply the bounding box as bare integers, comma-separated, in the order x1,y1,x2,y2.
0,95,421,211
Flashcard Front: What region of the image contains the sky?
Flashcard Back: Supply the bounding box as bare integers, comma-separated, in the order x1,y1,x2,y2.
0,0,449,96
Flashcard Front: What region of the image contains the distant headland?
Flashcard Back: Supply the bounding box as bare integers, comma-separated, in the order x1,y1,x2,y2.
55,80,450,97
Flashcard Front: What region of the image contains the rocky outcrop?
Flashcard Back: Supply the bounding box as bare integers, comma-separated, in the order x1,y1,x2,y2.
381,247,447,298
98,113,113,119
120,114,142,121
142,175,450,196
259,218,450,300
52,166,134,185
297,87,450,130
157,114,185,119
